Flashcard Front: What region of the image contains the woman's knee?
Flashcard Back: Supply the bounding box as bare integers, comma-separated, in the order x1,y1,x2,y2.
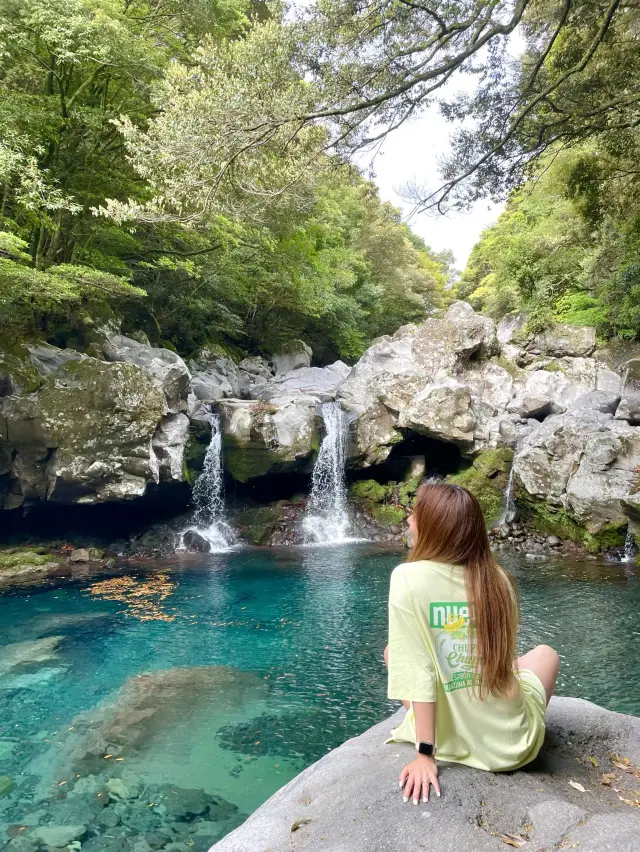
383,644,389,667
536,645,560,670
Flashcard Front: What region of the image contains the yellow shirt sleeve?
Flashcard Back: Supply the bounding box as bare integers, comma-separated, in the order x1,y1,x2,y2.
387,564,437,703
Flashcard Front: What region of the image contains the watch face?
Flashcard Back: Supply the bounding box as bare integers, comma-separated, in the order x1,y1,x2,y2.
417,741,434,757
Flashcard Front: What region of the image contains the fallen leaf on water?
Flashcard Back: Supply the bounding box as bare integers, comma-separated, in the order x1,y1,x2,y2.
499,834,526,848
291,818,312,832
569,781,586,793
588,756,599,767
600,772,617,786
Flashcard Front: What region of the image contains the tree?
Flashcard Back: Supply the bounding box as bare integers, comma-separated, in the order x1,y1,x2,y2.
108,1,640,221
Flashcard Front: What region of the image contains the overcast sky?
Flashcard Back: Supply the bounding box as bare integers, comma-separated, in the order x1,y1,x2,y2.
360,109,503,271
356,30,526,272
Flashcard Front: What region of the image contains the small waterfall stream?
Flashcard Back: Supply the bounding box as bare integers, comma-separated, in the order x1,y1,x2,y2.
622,529,636,563
181,411,236,552
302,402,353,544
499,464,517,525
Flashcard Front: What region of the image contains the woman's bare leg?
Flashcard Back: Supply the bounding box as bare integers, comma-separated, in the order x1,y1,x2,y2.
516,645,560,706
383,645,410,710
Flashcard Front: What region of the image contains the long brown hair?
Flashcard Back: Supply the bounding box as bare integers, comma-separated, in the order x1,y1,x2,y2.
409,481,518,698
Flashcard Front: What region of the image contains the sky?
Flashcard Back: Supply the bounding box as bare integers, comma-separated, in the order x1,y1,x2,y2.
356,30,526,272
360,109,503,271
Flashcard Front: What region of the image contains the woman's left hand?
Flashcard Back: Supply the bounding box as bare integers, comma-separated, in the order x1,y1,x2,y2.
399,755,440,804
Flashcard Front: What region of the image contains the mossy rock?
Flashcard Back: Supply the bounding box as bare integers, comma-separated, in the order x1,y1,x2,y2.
225,447,283,483
0,549,59,569
515,489,627,553
447,448,513,525
0,350,43,394
397,477,421,508
372,504,407,528
234,506,284,545
348,479,394,506
0,548,62,574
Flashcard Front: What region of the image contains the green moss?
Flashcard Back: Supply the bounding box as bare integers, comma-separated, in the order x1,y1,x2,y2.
234,506,283,545
397,477,420,508
348,479,393,506
495,355,523,380
0,548,61,572
447,447,513,525
0,350,43,394
225,446,280,483
372,504,407,527
541,359,565,373
515,489,627,552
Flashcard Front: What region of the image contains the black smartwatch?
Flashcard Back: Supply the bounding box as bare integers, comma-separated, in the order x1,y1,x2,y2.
416,741,435,757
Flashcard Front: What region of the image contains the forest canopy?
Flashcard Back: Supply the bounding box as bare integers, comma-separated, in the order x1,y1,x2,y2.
1,0,639,356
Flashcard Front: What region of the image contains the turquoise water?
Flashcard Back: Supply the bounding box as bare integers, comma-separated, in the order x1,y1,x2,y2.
0,546,638,849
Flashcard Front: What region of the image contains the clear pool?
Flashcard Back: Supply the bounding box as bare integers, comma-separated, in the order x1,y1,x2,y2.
0,546,638,848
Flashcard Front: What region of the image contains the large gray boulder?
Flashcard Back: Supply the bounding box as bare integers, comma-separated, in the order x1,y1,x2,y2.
513,409,640,544
0,347,188,508
616,358,640,425
339,301,502,464
210,698,640,852
258,362,351,403
217,396,320,482
272,340,313,377
101,334,190,414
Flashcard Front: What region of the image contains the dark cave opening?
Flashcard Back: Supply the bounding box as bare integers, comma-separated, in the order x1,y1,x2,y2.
348,432,463,486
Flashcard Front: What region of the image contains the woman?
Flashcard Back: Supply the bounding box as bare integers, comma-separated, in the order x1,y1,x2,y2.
384,481,559,805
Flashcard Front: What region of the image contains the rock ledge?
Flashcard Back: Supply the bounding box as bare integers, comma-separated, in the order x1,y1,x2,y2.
210,697,640,852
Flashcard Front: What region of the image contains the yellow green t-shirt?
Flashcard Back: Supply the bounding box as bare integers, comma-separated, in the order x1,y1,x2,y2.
386,560,546,772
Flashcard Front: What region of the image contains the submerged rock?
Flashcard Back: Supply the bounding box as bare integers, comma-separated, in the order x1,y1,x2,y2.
209,698,640,852
0,636,62,677
32,666,266,780
30,824,86,847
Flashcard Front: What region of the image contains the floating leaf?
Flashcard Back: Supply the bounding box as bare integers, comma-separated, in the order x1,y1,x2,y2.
569,780,586,793
588,756,599,767
499,834,526,848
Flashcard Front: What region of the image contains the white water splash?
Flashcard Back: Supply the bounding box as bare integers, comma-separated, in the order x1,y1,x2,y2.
302,402,355,545
180,412,236,552
500,464,517,525
622,529,636,563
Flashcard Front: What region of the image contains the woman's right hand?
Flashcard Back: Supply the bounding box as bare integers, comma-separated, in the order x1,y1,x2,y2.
399,755,440,804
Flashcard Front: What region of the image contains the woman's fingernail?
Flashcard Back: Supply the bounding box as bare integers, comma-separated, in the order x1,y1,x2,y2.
437,792,441,798
413,799,418,806
422,797,427,802
402,796,408,803
398,780,403,788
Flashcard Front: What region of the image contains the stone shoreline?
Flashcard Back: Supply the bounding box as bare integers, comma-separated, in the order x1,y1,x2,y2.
209,698,640,852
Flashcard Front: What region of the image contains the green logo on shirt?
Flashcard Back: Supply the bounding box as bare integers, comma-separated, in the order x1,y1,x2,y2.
429,601,470,630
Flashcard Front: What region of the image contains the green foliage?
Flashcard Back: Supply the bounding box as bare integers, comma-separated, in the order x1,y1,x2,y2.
0,0,449,360
458,143,640,343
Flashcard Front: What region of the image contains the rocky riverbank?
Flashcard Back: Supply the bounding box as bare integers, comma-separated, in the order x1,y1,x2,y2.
2,302,640,559
209,699,640,852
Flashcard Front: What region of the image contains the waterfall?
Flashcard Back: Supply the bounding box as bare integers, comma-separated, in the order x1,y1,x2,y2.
622,529,636,563
181,412,236,552
302,402,353,545
499,464,517,525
